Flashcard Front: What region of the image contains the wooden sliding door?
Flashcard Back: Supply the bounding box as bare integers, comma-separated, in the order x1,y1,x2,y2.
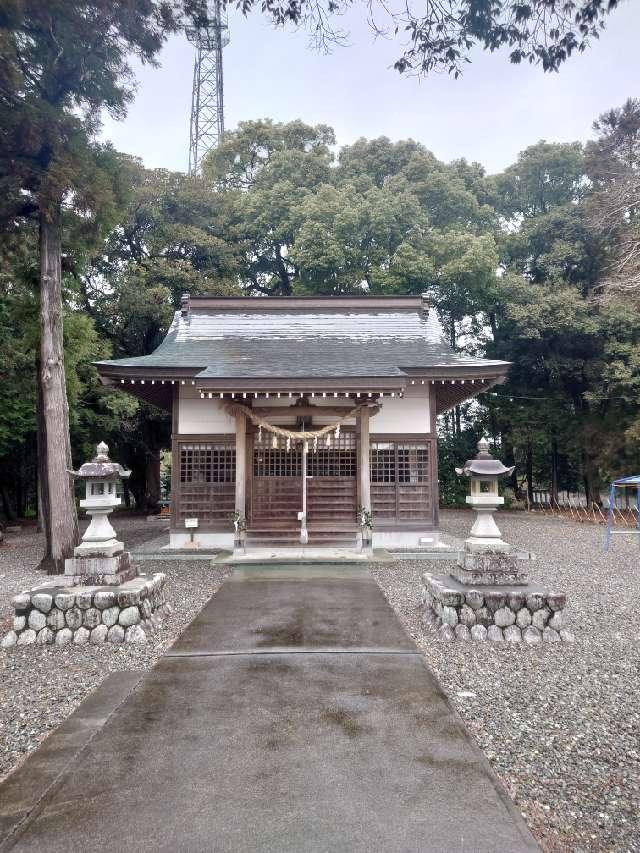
370,439,435,523
250,446,302,527
306,433,358,526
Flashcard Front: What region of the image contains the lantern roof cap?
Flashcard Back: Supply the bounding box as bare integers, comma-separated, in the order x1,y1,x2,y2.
455,437,515,478
71,442,131,481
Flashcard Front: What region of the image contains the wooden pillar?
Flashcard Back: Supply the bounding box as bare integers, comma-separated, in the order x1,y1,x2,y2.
301,439,308,545
359,407,371,513
235,412,246,518
170,385,179,530
429,383,439,529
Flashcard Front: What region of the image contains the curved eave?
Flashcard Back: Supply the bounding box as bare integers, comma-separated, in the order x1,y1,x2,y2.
96,361,510,413
433,371,508,416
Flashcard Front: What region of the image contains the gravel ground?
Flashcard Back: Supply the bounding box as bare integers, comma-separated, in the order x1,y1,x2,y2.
2,512,639,852
372,509,640,853
0,517,230,783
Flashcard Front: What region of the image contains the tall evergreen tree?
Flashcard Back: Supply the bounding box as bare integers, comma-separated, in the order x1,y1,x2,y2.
586,99,640,297
0,1,179,570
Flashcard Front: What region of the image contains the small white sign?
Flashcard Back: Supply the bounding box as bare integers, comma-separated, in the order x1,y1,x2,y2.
185,518,199,529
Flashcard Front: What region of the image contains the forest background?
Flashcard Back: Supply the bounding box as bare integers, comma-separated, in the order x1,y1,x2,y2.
1,98,639,519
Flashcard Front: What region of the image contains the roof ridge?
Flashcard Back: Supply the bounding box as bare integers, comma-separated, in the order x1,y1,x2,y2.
185,295,425,311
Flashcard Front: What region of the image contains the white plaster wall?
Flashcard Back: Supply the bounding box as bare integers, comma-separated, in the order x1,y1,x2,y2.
371,391,430,434
178,387,235,434
169,531,233,549
373,529,440,548
170,530,443,550
177,388,429,434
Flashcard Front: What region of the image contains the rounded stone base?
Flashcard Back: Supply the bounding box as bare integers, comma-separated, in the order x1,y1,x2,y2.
421,572,573,644
1,574,169,649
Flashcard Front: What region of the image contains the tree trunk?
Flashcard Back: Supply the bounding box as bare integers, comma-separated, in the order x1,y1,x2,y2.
36,358,53,550
0,483,17,522
582,448,602,507
525,440,534,506
39,201,78,573
128,473,145,511
15,471,24,519
502,437,521,498
145,447,161,512
274,243,293,295
550,438,559,504
488,311,497,339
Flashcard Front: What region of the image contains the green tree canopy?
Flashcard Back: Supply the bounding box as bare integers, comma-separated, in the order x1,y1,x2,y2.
0,0,181,568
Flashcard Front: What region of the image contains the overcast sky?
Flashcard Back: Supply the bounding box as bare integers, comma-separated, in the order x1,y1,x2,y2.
100,1,639,176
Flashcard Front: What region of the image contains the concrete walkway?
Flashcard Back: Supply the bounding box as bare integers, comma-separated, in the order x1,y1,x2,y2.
0,565,538,852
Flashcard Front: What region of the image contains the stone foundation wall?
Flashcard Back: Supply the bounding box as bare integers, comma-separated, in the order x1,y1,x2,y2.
1,573,169,649
451,550,530,586
421,572,574,644
63,550,136,586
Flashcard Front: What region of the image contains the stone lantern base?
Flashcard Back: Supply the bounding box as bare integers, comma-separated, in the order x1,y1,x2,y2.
452,548,531,586
64,548,136,587
421,572,574,644
1,573,170,648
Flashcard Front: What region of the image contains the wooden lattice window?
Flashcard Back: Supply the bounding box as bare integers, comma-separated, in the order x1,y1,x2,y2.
371,444,396,483
370,440,433,522
307,433,356,477
398,446,429,484
180,444,235,484
177,442,235,524
253,448,302,477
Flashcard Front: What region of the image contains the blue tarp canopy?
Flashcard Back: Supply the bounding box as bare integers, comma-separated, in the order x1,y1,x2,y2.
612,475,640,486
605,476,640,551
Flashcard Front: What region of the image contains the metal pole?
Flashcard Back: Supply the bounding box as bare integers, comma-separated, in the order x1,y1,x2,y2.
605,482,615,552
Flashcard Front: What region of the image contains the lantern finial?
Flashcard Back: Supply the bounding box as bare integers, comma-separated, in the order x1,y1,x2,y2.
477,436,490,455
95,441,109,462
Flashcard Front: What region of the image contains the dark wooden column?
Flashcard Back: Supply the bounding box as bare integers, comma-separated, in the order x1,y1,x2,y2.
359,407,371,513
429,383,439,529
235,412,247,518
170,385,179,530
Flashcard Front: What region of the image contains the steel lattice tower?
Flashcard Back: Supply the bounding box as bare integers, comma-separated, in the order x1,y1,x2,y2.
186,0,229,176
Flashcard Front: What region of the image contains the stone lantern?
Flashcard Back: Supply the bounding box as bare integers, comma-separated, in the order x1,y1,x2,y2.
455,437,514,553
1,442,172,649
65,442,135,585
418,438,573,645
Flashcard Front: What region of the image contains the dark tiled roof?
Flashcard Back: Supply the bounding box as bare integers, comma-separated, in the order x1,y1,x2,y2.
96,301,509,379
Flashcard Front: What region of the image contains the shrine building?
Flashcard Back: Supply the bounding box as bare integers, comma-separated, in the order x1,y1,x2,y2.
96,295,509,551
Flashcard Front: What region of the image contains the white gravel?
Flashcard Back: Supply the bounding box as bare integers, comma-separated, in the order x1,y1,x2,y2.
2,512,639,852
372,509,640,853
0,518,230,783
